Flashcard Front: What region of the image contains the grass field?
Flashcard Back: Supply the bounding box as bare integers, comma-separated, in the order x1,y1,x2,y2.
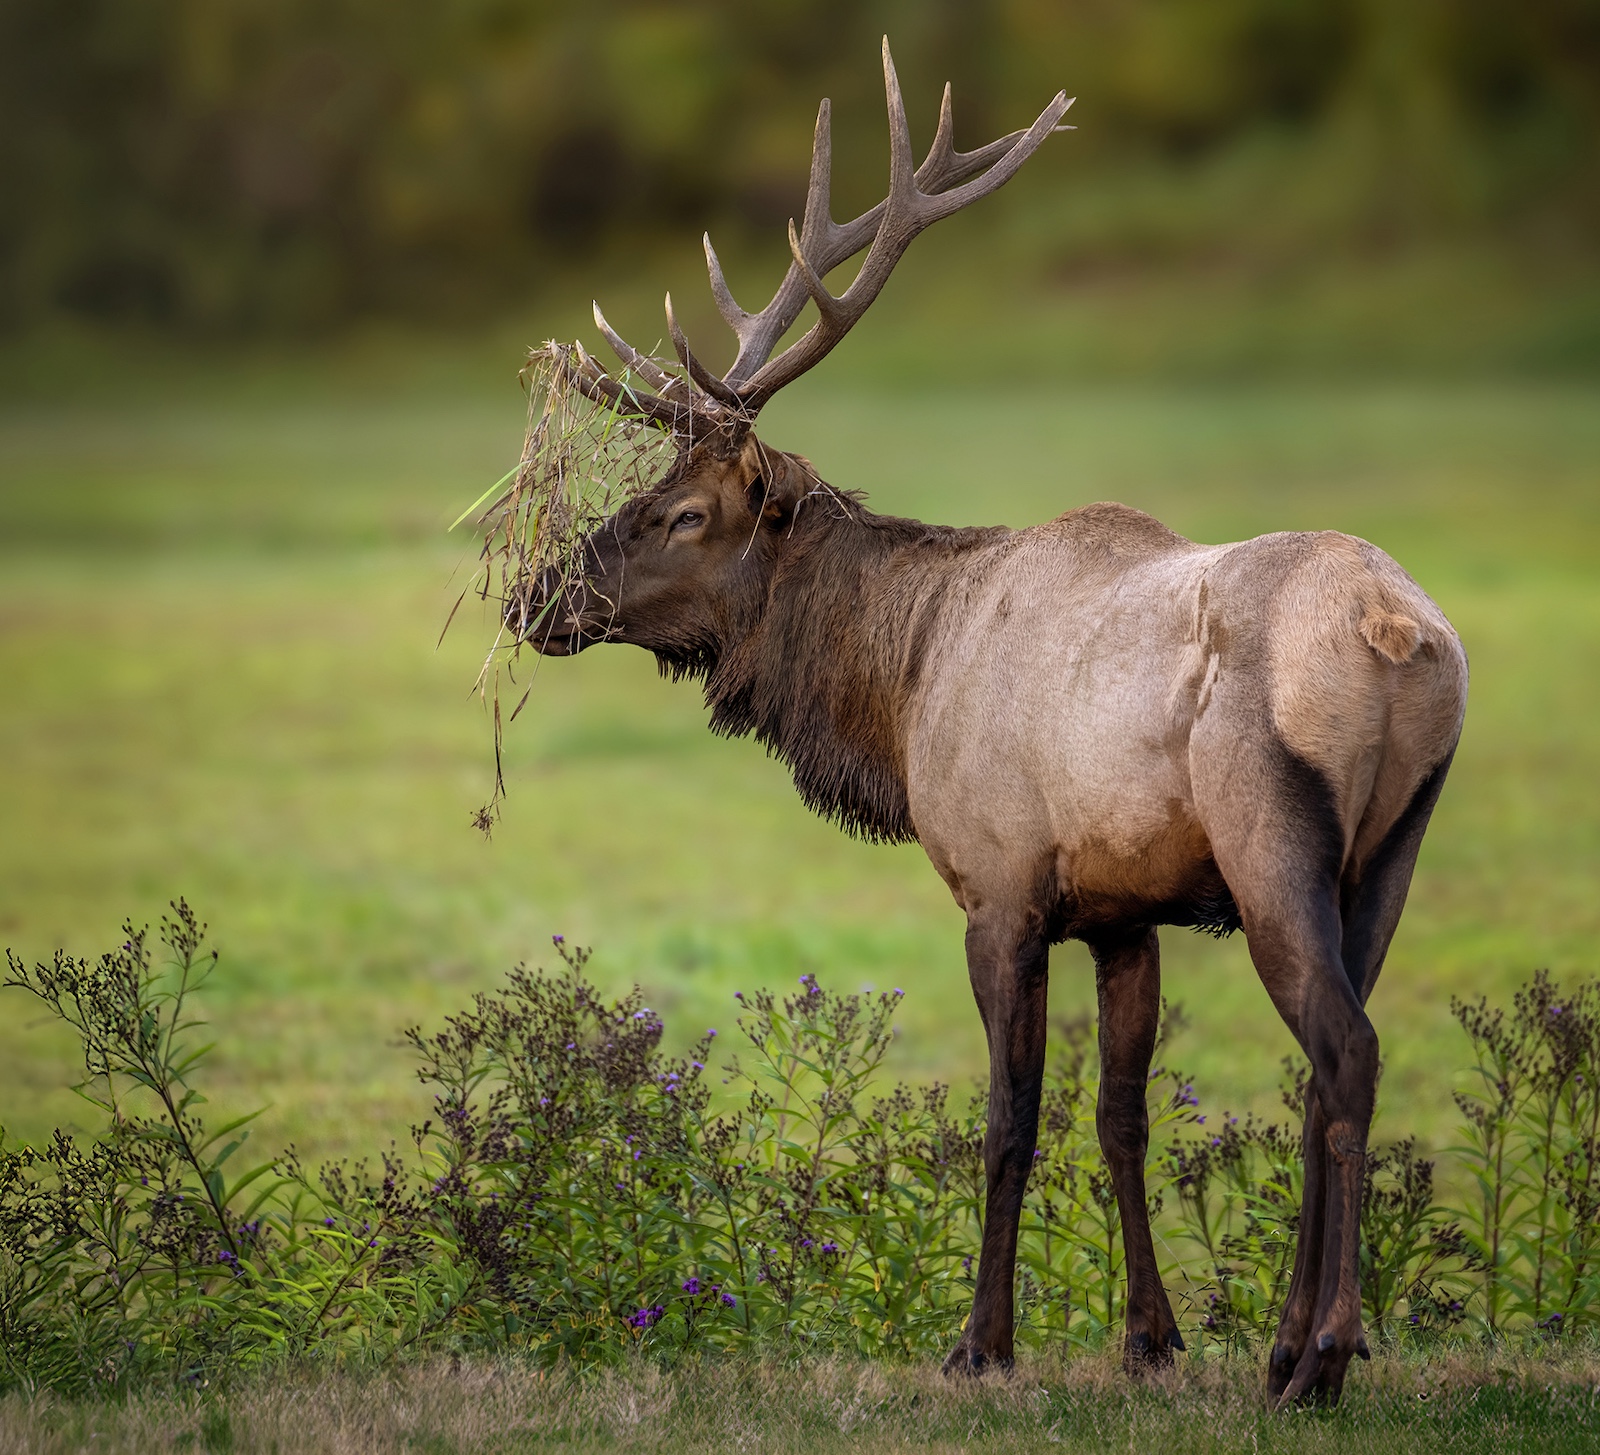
4,1350,1599,1454
2,350,1598,1166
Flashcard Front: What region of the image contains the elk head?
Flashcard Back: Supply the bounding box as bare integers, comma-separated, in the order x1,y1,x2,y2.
519,39,1073,668
524,431,817,675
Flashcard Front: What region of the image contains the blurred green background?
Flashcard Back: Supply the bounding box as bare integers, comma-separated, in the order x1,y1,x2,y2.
1,3,1597,1167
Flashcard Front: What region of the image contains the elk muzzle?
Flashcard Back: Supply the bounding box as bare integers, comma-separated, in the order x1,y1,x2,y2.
508,562,618,656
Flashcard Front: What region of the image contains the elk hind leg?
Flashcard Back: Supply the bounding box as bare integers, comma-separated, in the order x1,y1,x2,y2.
1340,756,1454,1005
1278,926,1379,1407
1090,926,1185,1370
1269,756,1454,1394
1268,1083,1333,1400
1198,748,1378,1406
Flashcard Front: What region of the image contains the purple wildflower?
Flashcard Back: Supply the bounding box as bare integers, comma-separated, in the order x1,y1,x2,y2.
682,1277,701,1295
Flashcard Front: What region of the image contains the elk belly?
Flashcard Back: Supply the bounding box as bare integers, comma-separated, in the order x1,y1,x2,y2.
903,545,1222,933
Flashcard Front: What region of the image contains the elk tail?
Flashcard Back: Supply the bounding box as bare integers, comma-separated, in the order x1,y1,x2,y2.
1358,608,1424,665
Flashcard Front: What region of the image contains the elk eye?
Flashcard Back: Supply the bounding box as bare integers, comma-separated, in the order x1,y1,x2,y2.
672,509,705,531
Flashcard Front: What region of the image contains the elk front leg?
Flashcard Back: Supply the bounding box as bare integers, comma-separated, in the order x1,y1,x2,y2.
1088,926,1185,1370
943,911,1050,1376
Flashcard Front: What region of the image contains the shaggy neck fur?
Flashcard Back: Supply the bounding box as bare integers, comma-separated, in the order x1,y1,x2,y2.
698,493,1007,843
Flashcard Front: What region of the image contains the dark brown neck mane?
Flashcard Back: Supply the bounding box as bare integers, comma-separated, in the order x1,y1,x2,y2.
698,493,1006,843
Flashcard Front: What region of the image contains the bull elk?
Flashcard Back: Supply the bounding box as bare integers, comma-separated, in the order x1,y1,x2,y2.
515,40,1468,1405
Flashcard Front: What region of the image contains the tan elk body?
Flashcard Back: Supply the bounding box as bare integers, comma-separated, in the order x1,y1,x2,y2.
903,507,1463,927
510,41,1468,1407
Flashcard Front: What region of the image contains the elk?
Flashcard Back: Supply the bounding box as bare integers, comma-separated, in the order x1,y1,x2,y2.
514,41,1468,1406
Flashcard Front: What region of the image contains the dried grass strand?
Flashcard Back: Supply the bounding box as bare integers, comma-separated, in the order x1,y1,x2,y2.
446,342,683,831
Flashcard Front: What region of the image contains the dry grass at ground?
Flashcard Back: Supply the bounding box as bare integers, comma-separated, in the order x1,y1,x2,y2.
3,1349,1598,1454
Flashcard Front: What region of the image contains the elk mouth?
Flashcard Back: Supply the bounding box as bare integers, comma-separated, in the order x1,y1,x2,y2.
507,583,617,656
521,616,620,656
526,625,584,657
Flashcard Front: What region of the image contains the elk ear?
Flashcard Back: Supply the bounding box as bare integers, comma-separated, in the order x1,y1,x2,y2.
740,437,808,528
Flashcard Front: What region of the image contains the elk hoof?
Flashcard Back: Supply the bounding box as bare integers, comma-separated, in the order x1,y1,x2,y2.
1273,1325,1366,1409
1266,1343,1301,1403
942,1342,1011,1379
1124,1325,1185,1373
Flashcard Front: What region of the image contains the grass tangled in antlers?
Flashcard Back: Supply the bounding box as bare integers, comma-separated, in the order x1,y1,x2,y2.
446,343,679,835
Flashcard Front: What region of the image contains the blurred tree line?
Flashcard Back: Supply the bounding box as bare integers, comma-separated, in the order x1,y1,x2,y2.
1,0,1595,333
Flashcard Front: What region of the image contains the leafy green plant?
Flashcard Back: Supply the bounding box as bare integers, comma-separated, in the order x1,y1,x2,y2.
4,904,1599,1396
1163,1092,1302,1352
1359,1133,1473,1340
0,904,284,1390
1451,972,1600,1335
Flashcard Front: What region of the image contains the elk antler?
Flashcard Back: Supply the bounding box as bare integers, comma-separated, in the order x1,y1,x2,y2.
575,37,1074,436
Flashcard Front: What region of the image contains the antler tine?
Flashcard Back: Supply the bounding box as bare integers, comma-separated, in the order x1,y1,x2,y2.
591,302,677,393
555,340,699,435
882,35,919,208
917,82,1020,193
703,233,750,331
800,97,836,255
713,96,840,388
734,39,1072,414
664,292,745,412
915,90,1073,227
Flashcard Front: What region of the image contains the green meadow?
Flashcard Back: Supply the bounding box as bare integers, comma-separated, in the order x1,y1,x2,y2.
2,333,1598,1166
